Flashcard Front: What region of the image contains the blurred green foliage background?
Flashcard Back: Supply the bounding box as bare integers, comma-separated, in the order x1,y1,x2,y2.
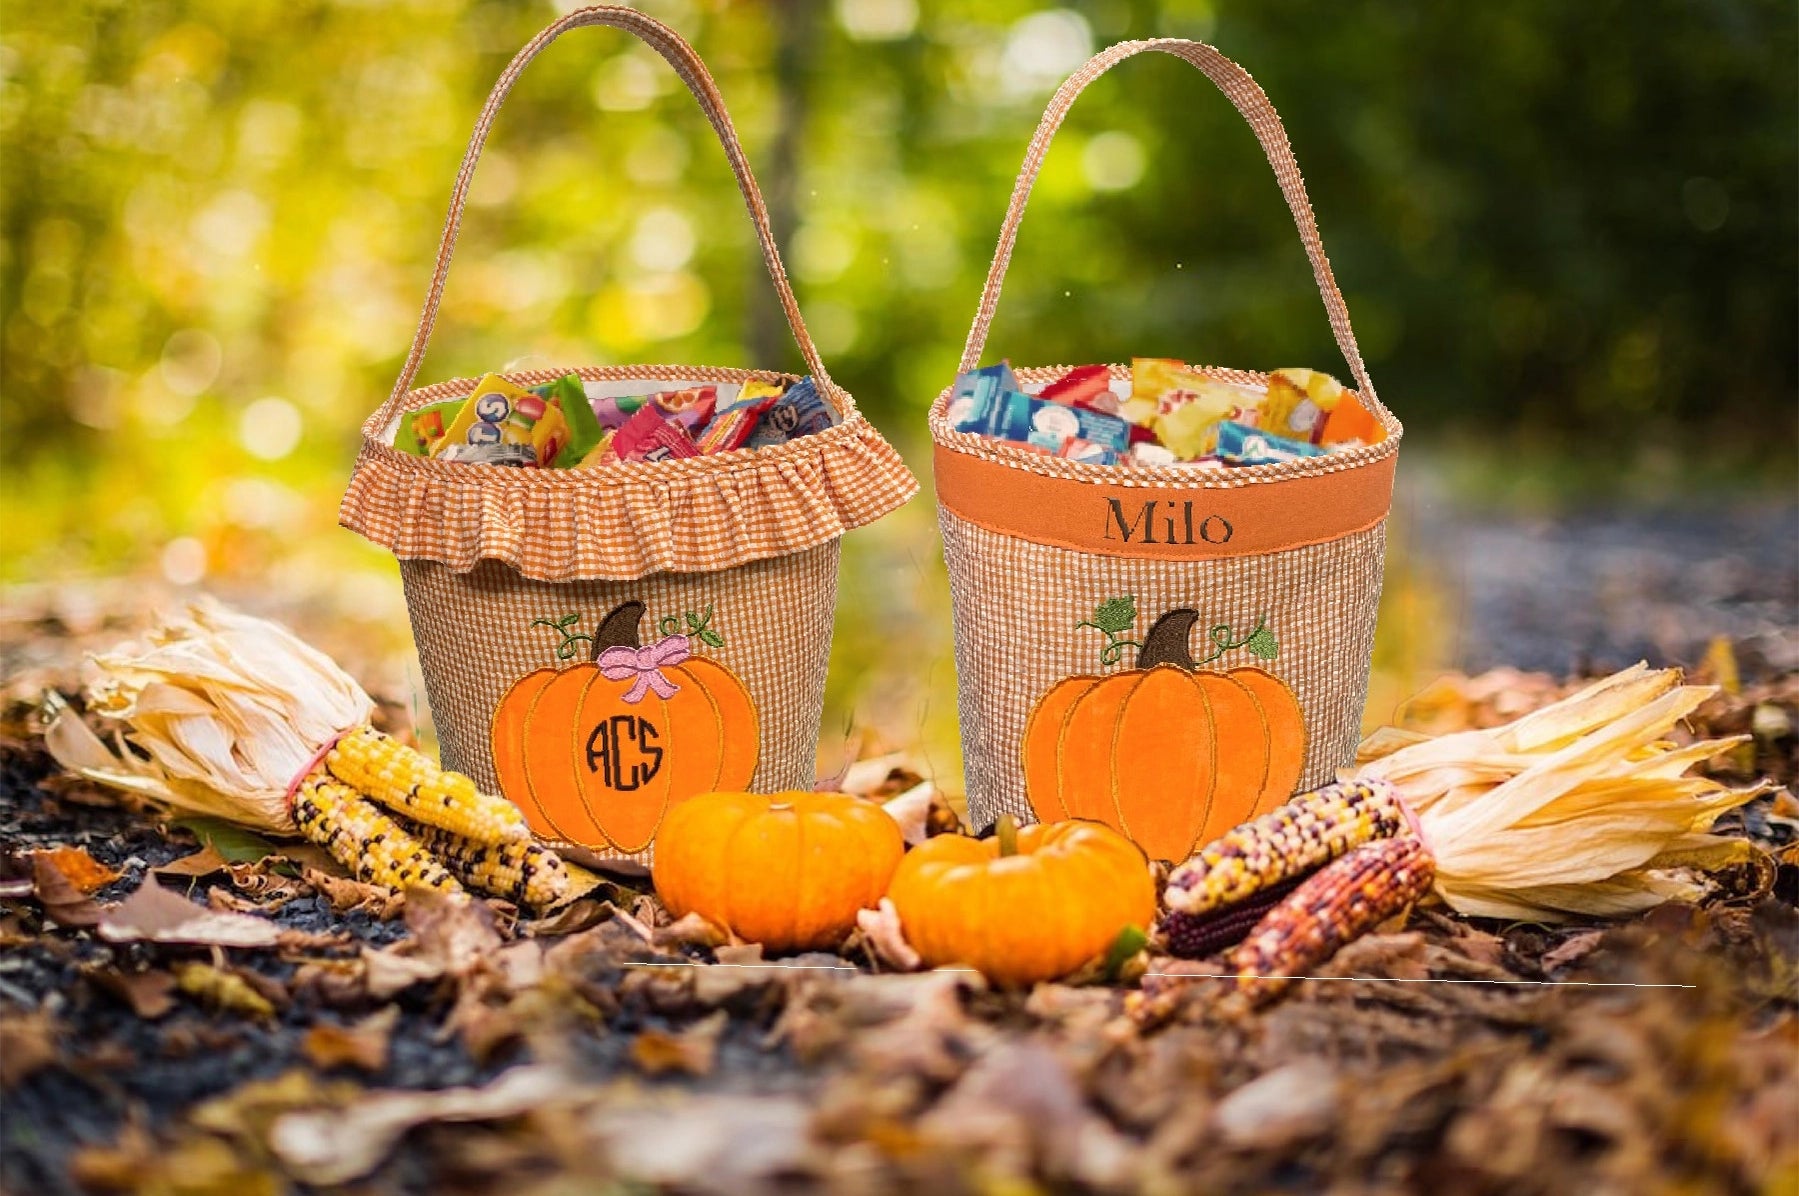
2,0,1793,771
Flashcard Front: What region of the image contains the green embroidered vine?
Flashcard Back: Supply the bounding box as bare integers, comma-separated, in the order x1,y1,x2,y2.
1077,596,1279,669
1190,613,1278,666
529,613,594,661
1074,595,1143,666
657,605,726,649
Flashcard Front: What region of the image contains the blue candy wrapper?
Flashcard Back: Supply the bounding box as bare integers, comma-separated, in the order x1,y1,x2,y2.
1214,420,1327,466
949,371,1131,456
745,376,837,448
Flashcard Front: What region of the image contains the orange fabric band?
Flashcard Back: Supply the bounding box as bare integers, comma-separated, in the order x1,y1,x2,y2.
932,445,1396,559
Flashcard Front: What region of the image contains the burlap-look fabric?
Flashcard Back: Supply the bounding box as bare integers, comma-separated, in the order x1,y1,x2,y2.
398,544,838,865
936,39,1402,835
338,8,915,861
940,511,1387,827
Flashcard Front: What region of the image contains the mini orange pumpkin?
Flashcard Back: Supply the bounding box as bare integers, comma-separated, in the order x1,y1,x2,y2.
1023,608,1306,863
886,818,1154,988
491,602,757,854
652,791,904,952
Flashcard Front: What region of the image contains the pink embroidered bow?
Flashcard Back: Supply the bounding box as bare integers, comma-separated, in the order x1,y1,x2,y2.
597,635,690,703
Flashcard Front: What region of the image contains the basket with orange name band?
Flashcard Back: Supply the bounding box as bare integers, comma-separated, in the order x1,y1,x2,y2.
339,7,916,864
929,39,1401,863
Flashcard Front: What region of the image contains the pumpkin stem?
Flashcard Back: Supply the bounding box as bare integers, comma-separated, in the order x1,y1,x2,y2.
996,814,1019,858
590,601,645,660
1137,609,1201,669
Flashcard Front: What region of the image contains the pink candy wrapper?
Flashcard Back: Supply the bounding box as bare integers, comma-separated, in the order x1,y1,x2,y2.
613,406,700,463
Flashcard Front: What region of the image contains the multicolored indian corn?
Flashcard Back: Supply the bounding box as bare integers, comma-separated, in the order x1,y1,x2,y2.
1162,779,1408,922
1229,834,1435,1004
325,726,530,846
293,771,462,895
409,823,572,910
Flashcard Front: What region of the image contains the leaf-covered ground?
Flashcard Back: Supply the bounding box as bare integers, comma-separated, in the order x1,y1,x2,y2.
2,618,1796,1194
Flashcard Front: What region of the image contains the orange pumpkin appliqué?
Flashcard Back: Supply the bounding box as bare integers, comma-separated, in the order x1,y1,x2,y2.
1022,602,1306,863
490,601,758,853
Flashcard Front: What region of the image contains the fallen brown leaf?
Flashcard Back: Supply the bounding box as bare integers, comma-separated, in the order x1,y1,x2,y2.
630,1010,728,1077
36,844,120,892
585,1092,819,1192
1541,930,1607,973
652,911,730,951
154,845,230,879
30,852,106,927
99,880,282,948
1212,1062,1341,1149
919,1040,1134,1187
302,867,404,918
0,1011,59,1087
85,966,178,1019
854,898,922,972
267,1065,571,1186
175,962,278,1019
302,1006,399,1074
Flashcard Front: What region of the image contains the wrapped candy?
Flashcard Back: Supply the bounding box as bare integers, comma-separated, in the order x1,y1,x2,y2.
1214,420,1326,465
433,374,571,467
745,377,837,448
1127,358,1261,458
613,405,700,463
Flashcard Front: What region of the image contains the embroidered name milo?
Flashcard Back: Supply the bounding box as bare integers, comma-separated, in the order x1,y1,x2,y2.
1103,499,1234,545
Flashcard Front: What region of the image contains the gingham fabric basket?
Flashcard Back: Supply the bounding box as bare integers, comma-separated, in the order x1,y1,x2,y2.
340,7,916,864
931,40,1402,863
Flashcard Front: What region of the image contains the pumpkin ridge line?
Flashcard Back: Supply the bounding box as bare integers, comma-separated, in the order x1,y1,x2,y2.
1047,677,1094,824
605,671,677,856
566,668,621,850
494,669,556,833
1106,670,1154,848
524,670,597,847
1191,674,1219,864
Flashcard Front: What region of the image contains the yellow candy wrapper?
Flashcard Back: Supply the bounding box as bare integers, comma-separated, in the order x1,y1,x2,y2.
432,373,571,466
1127,358,1260,458
1261,367,1385,447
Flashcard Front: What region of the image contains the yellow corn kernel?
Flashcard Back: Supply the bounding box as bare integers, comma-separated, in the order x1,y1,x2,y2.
408,823,571,910
1162,779,1408,919
293,769,462,895
325,726,528,846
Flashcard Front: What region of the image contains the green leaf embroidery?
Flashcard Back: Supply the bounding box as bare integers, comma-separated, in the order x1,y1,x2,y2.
1090,595,1137,634
1245,625,1279,660
530,613,594,662
1073,595,1143,669
658,606,726,651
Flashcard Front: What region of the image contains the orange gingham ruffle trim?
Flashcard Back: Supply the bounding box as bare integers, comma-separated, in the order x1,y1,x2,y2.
339,364,918,583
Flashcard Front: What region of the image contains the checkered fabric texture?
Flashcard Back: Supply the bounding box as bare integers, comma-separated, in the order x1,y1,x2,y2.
936,37,1406,835
399,542,840,865
939,509,1389,832
342,366,917,584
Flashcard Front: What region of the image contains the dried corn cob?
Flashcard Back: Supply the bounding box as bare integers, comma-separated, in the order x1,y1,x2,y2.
408,822,571,909
324,726,529,846
1157,873,1303,959
1229,835,1434,1004
293,771,462,896
1162,779,1408,922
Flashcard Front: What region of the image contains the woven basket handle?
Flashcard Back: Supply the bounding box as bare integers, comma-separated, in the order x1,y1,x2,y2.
958,39,1379,406
375,5,832,427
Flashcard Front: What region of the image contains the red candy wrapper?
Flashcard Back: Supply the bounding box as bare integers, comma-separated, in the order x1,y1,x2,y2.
695,396,777,454
613,406,700,463
651,385,717,433
1040,364,1116,411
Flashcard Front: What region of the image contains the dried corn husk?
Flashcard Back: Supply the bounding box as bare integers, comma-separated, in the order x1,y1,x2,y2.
45,600,372,834
1352,663,1769,921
